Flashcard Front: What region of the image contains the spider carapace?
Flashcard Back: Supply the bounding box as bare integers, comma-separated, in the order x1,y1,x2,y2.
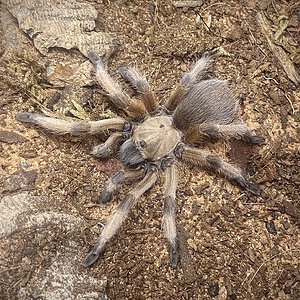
16,49,264,268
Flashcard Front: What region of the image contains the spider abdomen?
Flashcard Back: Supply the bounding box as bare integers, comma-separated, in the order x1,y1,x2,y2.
173,79,239,131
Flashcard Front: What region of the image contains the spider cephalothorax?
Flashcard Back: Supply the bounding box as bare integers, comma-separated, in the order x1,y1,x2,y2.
16,49,264,268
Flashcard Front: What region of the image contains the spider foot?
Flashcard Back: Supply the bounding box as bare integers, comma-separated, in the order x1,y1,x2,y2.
236,176,261,195
16,112,36,123
83,244,105,267
169,243,179,268
87,49,102,66
244,181,261,195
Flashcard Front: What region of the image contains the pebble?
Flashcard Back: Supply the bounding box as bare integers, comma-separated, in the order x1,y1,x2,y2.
0,130,27,144
265,220,277,235
208,283,219,297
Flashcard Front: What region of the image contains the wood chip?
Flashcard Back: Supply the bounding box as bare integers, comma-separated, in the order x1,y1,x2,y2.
172,1,203,8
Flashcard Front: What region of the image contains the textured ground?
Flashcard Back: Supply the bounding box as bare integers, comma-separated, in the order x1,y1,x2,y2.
0,0,299,299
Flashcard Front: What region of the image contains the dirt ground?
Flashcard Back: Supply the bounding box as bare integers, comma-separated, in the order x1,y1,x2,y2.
0,0,300,299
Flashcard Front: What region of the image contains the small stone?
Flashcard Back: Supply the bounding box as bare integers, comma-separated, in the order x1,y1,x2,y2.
270,245,280,257
282,220,290,230
265,220,277,235
208,283,219,297
194,182,210,195
0,130,27,144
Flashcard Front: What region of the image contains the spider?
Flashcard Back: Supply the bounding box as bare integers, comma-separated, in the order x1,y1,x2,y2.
16,49,264,268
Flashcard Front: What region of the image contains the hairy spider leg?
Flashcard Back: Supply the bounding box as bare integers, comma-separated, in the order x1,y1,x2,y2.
186,123,265,144
162,164,179,267
118,67,159,112
177,145,261,195
164,52,214,111
15,113,125,135
83,171,157,267
88,50,148,121
91,132,124,158
98,168,145,203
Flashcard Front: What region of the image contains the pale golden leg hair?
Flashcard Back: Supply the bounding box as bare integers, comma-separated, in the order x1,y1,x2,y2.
88,50,148,120
176,145,260,195
162,164,179,267
119,67,159,112
98,168,145,203
186,122,265,144
91,132,123,158
16,113,125,135
83,171,157,267
164,52,214,111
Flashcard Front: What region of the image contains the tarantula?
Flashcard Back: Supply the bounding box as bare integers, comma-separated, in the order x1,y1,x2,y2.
16,49,264,268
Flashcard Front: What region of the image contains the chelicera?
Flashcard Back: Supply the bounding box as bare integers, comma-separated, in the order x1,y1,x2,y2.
16,49,264,267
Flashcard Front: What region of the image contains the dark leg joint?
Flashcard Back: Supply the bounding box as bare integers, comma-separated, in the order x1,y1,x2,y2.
123,121,132,132
174,143,184,159
161,157,174,171
200,123,220,139
244,135,265,145
206,155,221,170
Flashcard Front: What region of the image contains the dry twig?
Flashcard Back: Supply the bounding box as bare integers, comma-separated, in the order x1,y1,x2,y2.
257,12,300,86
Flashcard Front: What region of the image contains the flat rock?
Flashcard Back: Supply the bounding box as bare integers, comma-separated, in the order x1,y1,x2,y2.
2,169,38,193
0,193,108,299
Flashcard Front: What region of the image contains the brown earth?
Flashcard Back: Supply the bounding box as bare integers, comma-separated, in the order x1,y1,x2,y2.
0,0,299,299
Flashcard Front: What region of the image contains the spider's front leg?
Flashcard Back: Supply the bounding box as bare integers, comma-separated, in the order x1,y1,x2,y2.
119,67,159,112
161,164,179,267
186,122,265,145
88,50,148,121
83,171,157,267
175,144,261,195
16,113,125,135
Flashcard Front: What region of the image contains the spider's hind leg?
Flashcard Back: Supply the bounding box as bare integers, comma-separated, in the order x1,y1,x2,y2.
186,122,265,145
176,144,261,195
162,164,179,267
119,67,159,112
